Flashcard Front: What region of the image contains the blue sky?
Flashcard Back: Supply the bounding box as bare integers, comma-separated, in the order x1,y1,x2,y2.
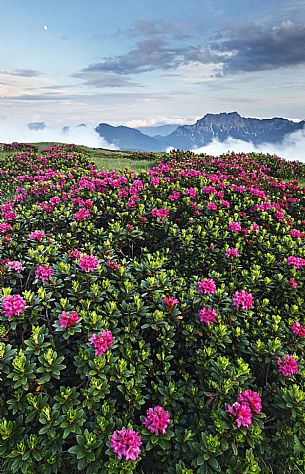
1,0,305,128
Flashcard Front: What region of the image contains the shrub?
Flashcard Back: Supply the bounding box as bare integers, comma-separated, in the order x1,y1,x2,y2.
0,144,305,472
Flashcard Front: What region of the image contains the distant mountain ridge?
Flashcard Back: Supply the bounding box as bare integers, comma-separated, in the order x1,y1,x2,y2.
95,112,305,152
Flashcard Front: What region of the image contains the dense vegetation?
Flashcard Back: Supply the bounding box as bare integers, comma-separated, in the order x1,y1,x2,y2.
1,143,305,473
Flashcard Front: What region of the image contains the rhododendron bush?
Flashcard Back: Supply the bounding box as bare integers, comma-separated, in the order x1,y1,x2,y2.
0,144,305,473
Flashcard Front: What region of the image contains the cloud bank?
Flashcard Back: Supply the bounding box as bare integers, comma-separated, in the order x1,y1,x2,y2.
193,128,305,163
0,124,117,149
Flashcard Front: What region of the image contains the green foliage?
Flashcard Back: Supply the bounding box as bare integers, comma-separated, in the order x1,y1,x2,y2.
0,144,305,472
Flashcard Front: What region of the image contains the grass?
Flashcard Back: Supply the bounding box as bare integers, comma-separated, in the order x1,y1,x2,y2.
0,142,159,172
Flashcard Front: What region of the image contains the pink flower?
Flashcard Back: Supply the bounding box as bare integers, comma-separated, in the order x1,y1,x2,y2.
29,230,46,241
68,249,81,259
151,208,170,219
251,223,260,232
197,278,217,295
289,278,298,288
287,256,305,269
74,208,90,220
163,296,179,309
232,290,254,310
2,294,26,318
35,265,53,282
275,211,285,220
6,261,24,272
110,428,142,461
0,223,12,233
59,310,79,328
89,330,113,356
143,406,170,434
198,307,217,324
278,355,299,377
79,254,99,272
225,248,240,258
238,390,262,414
207,202,218,211
228,221,241,233
168,191,180,201
290,229,303,238
226,402,252,428
291,322,305,337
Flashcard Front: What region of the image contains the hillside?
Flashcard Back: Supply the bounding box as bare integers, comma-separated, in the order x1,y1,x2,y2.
1,142,305,473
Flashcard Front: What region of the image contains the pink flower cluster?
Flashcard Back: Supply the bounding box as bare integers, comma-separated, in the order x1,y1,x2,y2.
290,322,305,337
163,296,179,309
6,260,24,272
74,208,91,220
198,307,217,324
227,390,262,428
277,354,299,376
110,429,142,461
79,254,99,272
0,223,12,233
143,406,170,434
228,221,241,233
89,330,113,356
225,248,240,258
29,230,46,241
35,265,53,282
151,208,170,219
2,294,26,318
197,278,217,295
287,256,305,269
59,310,79,328
168,190,180,201
232,290,254,310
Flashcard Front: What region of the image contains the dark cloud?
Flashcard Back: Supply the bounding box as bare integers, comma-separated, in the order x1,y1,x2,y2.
119,19,190,40
75,20,305,84
212,20,305,74
75,39,214,76
0,69,41,77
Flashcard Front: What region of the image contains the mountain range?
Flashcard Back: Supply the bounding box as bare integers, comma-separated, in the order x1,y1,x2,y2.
95,112,305,152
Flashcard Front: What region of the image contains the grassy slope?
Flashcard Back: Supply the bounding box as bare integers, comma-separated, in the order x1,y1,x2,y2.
7,142,159,172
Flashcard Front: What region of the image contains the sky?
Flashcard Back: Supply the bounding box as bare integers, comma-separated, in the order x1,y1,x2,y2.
1,0,305,131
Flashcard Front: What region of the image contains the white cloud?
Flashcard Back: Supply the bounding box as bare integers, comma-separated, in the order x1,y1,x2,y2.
193,128,305,163
0,123,118,149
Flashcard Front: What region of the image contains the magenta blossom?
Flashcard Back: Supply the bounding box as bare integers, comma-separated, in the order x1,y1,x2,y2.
110,428,142,461
89,330,113,356
225,248,240,258
35,265,53,282
2,294,26,318
287,256,305,269
238,390,262,414
197,278,217,295
6,261,24,272
228,221,241,233
232,290,254,310
59,310,79,328
151,208,170,219
79,254,99,272
291,322,305,337
29,230,46,241
74,208,90,220
198,307,217,324
143,406,170,434
163,296,179,309
226,402,252,428
278,355,299,377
